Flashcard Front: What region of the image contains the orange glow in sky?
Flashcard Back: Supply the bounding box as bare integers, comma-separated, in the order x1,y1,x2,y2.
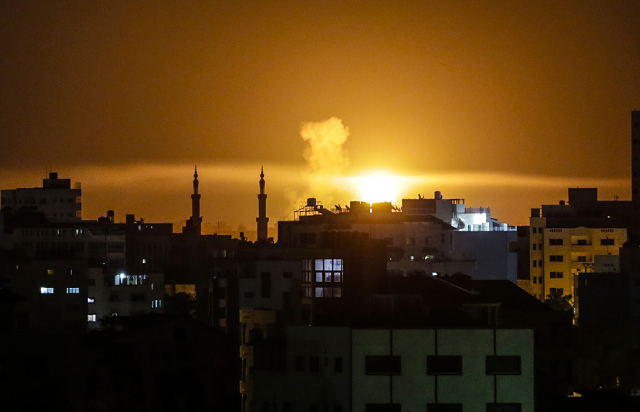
1,1,638,232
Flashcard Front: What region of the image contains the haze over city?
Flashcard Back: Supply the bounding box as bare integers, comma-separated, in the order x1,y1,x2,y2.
2,0,639,227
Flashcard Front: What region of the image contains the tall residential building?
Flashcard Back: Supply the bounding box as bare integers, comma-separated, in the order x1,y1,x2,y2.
256,167,269,241
519,206,626,307
1,172,82,222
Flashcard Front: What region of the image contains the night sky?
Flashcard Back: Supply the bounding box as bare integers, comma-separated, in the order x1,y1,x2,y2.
2,1,639,230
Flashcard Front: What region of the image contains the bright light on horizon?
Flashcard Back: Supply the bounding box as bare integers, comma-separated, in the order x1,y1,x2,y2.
358,172,400,204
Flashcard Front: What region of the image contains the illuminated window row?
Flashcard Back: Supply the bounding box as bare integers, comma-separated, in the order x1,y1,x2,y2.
364,355,521,376
315,272,342,283
151,299,162,308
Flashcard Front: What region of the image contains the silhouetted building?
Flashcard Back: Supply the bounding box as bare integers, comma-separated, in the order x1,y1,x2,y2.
1,172,82,222
183,166,202,235
256,167,269,242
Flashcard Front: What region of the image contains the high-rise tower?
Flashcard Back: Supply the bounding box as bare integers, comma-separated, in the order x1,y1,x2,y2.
256,167,269,241
632,111,640,240
183,166,202,235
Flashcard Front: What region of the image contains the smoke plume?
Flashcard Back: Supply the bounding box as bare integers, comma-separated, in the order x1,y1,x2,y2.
286,117,350,215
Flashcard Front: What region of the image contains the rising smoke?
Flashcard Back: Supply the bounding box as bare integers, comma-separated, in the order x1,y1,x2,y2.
285,117,350,215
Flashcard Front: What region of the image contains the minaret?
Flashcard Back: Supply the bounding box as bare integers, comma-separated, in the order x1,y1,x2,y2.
191,166,202,235
256,166,269,241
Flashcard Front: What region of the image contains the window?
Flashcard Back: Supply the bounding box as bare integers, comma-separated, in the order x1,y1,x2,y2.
577,256,587,262
245,292,254,298
486,404,521,412
538,260,542,267
532,227,537,234
532,244,537,250
40,287,54,294
365,404,400,412
47,269,54,275
88,279,95,286
427,355,462,375
577,239,587,245
323,287,333,297
550,288,564,295
406,237,415,245
365,356,401,375
549,255,563,262
335,357,343,373
295,356,305,372
315,287,323,297
66,287,79,294
316,272,323,282
549,239,563,245
601,239,615,246
532,260,537,268
87,297,95,303
427,404,462,412
325,272,332,282
261,272,271,298
310,356,320,372
334,272,342,283
333,287,343,298
486,356,521,375
283,271,293,278
533,277,537,284
87,314,96,322
550,271,563,278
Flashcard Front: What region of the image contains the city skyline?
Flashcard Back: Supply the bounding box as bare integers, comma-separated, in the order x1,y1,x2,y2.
2,1,639,227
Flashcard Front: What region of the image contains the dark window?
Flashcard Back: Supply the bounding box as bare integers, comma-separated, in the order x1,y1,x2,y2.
87,279,95,286
310,356,320,372
261,272,271,298
427,355,462,375
441,233,445,244
486,356,521,375
66,304,80,312
532,244,536,250
577,256,587,262
283,403,292,412
486,404,521,412
532,260,537,268
263,402,270,412
245,292,254,298
577,239,587,245
549,239,563,245
335,405,343,412
365,404,400,412
533,277,537,284
335,357,343,373
550,287,564,296
601,238,615,246
550,271,563,278
130,293,145,302
532,227,536,234
549,255,563,262
283,271,293,278
295,356,305,372
365,356,401,375
427,404,463,412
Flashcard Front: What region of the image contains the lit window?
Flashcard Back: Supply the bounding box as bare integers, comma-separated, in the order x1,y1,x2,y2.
40,287,54,294
47,269,54,275
315,259,323,270
334,272,342,283
316,272,323,282
333,259,343,270
66,288,79,294
324,259,333,270
315,287,323,297
111,312,118,316
142,258,146,264
325,272,332,282
87,314,96,322
87,297,95,303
